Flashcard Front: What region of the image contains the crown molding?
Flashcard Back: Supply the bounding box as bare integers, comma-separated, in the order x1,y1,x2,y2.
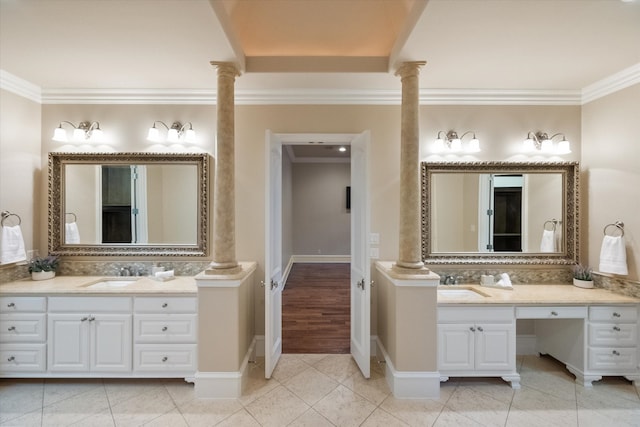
581,63,640,104
0,70,41,103
38,87,582,105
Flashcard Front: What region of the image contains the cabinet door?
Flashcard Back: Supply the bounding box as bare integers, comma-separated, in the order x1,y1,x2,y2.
475,324,515,371
91,314,132,372
438,324,475,371
48,314,90,371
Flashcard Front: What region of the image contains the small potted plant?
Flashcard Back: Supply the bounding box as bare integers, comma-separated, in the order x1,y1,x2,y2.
573,264,593,289
28,255,59,281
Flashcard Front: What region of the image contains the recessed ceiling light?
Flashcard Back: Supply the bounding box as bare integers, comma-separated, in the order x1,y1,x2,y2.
338,146,346,152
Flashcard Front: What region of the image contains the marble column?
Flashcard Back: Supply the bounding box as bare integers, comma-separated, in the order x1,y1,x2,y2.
207,62,241,274
394,61,429,272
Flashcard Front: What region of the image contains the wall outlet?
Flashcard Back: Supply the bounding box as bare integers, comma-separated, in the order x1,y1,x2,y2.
370,247,379,259
369,233,379,245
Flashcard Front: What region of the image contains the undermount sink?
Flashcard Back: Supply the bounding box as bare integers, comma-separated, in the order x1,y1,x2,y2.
437,287,487,300
85,278,139,289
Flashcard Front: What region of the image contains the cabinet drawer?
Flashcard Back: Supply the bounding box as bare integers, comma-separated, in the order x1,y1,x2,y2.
134,297,196,313
134,314,197,343
0,297,46,313
589,306,638,323
588,347,637,371
49,297,131,312
0,343,46,372
515,306,587,319
134,344,197,372
0,314,46,342
438,306,514,323
589,323,637,347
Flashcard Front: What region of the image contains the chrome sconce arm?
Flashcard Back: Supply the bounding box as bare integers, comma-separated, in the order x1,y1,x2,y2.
147,121,196,143
52,121,104,142
434,130,480,153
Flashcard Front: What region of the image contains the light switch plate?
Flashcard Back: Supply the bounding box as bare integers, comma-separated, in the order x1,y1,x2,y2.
369,233,379,245
370,247,379,259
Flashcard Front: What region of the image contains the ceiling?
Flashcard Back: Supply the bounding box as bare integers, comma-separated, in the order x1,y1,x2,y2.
1,0,639,102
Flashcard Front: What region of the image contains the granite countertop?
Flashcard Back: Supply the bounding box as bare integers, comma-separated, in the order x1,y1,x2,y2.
438,284,640,305
0,275,197,295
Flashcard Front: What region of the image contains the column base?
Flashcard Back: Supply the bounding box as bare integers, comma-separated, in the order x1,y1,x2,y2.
204,263,242,276
391,263,431,276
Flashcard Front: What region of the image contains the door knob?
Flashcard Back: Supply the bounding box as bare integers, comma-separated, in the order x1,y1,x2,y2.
270,280,278,290
356,278,365,290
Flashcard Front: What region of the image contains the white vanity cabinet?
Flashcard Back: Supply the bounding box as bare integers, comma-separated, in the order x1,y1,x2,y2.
438,306,519,387
48,297,132,373
0,297,47,373
133,296,197,376
588,306,638,375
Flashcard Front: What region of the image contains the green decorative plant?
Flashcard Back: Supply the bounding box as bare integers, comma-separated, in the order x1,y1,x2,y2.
573,264,593,281
28,255,60,273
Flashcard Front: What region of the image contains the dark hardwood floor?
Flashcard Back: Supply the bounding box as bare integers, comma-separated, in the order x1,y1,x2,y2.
282,263,350,354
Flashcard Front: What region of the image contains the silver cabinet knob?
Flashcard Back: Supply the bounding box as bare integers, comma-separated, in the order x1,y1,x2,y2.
550,311,558,316
162,356,168,362
162,303,168,308
81,317,88,322
477,326,484,332
612,350,621,356
7,302,15,308
162,326,168,332
613,312,621,318
8,326,16,331
613,326,621,331
7,356,15,362
469,326,476,332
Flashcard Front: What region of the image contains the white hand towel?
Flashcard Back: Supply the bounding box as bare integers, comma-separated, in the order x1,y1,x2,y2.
599,235,628,275
539,229,556,252
0,225,27,264
65,222,81,244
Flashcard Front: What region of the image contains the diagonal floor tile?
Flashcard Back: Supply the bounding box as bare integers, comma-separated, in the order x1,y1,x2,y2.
214,408,261,427
42,385,110,427
361,408,409,426
110,385,176,427
313,354,360,383
43,378,103,407
0,380,43,424
284,366,339,405
288,408,335,427
314,384,376,427
177,397,243,427
245,385,309,427
380,396,444,427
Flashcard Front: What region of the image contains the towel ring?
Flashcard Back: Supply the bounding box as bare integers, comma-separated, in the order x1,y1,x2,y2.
543,219,558,232
603,221,624,237
65,212,77,223
1,211,21,226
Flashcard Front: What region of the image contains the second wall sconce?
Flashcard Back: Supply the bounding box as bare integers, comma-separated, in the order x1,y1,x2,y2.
433,130,480,153
52,121,104,142
147,121,196,143
523,131,571,154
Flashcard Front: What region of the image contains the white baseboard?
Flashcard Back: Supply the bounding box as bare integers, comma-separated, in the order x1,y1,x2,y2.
254,335,265,357
291,255,351,263
516,334,538,355
195,337,257,399
376,338,440,399
282,257,294,289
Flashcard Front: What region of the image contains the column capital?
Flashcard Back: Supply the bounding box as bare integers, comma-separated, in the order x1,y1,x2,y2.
394,61,427,79
210,61,241,79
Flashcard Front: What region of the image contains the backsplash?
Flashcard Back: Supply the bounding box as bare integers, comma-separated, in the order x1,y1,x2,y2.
431,267,572,285
595,273,640,299
56,260,211,277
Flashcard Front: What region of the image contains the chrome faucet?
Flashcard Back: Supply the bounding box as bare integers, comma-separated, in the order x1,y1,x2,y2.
443,274,463,285
119,267,131,277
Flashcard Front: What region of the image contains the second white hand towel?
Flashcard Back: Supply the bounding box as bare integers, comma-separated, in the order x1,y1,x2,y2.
599,235,628,275
539,229,556,252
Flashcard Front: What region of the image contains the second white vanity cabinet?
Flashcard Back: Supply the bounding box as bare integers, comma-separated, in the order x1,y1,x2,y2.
438,306,518,386
48,297,132,373
133,296,197,376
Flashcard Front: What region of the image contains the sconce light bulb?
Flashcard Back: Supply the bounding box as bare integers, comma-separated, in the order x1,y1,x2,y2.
72,128,85,142
433,138,445,153
450,138,462,152
468,138,481,153
523,138,535,152
52,126,68,142
90,128,105,143
147,127,161,142
557,139,571,154
541,139,553,153
167,128,180,143
184,129,196,143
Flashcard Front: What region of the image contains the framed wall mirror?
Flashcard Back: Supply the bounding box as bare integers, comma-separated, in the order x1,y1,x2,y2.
421,161,579,265
49,152,210,256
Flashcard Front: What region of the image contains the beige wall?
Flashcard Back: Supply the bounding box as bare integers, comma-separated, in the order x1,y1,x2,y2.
582,84,640,280
0,89,41,261
292,162,350,255
282,150,293,270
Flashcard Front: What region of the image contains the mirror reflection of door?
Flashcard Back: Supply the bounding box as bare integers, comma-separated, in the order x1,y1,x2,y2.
101,165,149,244
478,174,523,252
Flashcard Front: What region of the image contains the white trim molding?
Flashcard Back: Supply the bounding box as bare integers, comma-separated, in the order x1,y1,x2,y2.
582,63,640,104
376,338,440,399
291,255,351,263
0,70,41,103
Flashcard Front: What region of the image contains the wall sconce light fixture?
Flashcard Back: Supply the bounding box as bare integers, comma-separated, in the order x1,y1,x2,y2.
52,121,104,142
523,131,571,154
147,121,196,143
433,130,480,153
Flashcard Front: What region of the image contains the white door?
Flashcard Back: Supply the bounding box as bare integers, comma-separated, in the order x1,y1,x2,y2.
350,131,371,378
264,130,283,378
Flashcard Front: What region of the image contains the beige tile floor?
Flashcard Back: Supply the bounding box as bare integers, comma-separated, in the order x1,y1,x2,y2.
1,354,639,426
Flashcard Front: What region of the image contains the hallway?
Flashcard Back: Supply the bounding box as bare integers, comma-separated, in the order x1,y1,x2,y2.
282,263,350,354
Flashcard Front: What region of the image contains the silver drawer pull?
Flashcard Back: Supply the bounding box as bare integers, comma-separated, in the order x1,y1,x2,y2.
477,326,484,332
162,303,168,308
162,356,168,362
89,316,95,322
7,356,15,362
612,312,621,318
162,326,168,332
550,311,558,316
80,317,88,322
7,302,15,308
469,326,476,332
612,350,620,356
8,326,16,331
613,326,621,331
